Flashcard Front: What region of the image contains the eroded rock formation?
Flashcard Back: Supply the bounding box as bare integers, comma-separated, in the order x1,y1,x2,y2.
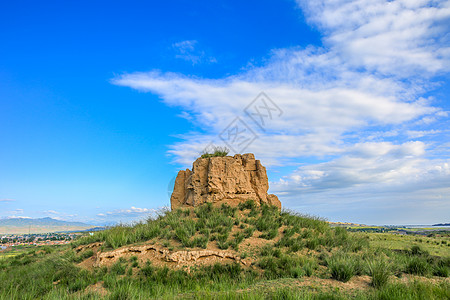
93,244,250,268
170,153,281,210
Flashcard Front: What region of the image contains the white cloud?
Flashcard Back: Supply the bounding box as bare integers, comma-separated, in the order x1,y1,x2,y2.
3,209,27,219
42,210,78,220
406,129,442,138
98,206,157,217
298,0,450,76
7,216,31,219
172,40,217,65
0,199,15,202
271,141,449,194
112,0,450,223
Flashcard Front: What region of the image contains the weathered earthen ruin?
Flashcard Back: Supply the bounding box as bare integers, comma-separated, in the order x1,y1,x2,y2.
170,153,281,210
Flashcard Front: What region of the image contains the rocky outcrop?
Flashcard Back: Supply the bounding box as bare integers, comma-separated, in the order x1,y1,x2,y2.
170,153,281,210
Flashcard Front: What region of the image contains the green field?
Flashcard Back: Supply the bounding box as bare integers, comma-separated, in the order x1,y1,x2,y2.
0,203,448,299
367,232,449,257
0,244,66,261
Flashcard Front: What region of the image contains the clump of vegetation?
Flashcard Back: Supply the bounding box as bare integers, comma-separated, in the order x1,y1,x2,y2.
367,258,390,288
200,146,229,158
326,254,356,282
405,256,430,276
1,202,449,299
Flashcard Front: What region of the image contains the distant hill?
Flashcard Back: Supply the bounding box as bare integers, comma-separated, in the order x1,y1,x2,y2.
433,222,450,226
0,217,94,234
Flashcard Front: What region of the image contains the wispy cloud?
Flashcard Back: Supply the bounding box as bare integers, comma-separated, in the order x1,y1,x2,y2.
298,0,450,77
172,40,217,65
42,210,78,221
3,209,28,219
0,199,15,202
97,206,158,218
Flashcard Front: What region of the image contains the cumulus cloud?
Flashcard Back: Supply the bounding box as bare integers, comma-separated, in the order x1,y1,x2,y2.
112,0,450,223
271,141,449,194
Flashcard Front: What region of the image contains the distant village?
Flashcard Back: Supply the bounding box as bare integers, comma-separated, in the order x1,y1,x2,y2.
0,233,81,249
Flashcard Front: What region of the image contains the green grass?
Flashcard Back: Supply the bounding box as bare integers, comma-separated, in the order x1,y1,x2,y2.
200,146,229,158
0,203,449,299
368,232,450,256
326,254,356,282
367,258,390,288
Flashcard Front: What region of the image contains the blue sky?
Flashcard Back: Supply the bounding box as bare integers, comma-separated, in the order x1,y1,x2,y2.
1,0,449,225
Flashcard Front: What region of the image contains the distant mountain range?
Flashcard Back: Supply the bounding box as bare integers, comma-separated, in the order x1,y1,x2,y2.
0,217,95,234
0,217,91,227
432,223,450,227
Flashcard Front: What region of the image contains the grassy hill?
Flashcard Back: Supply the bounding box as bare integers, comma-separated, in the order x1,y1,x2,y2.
0,201,449,299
